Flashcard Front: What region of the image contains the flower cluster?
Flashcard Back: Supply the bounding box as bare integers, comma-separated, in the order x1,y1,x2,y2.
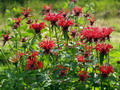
78,71,90,82
21,8,32,18
2,33,12,46
95,43,113,55
57,65,69,77
72,6,82,16
26,52,43,70
58,19,74,31
99,65,114,77
81,27,114,42
44,12,63,25
39,39,56,54
30,22,46,33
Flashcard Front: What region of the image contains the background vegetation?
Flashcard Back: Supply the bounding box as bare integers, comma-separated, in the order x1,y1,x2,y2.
0,0,120,69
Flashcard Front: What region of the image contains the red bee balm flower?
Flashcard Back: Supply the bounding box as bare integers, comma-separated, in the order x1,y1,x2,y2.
2,33,12,46
99,65,114,77
77,55,86,62
88,17,96,26
73,6,82,16
26,60,43,70
81,27,114,42
39,40,56,54
21,8,32,18
26,52,43,70
43,5,52,13
30,22,46,34
44,12,64,25
58,19,74,31
78,71,90,82
95,43,113,55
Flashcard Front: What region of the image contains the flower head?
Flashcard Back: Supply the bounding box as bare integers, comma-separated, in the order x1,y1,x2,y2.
76,55,86,62
73,6,82,16
81,27,114,42
88,17,96,26
99,65,114,77
26,51,43,70
59,9,69,18
2,33,12,46
58,19,74,31
39,39,56,54
44,12,64,25
42,5,52,13
21,8,32,18
30,22,46,33
78,71,90,82
95,43,113,55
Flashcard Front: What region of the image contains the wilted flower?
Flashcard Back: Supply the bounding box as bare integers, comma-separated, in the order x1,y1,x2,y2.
95,43,113,55
57,65,69,77
99,65,114,77
70,29,78,38
2,33,12,46
39,39,56,54
44,12,64,26
26,19,33,24
78,71,90,82
30,22,46,34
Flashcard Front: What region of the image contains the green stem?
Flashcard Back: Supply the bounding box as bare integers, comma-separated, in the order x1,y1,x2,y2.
0,49,10,69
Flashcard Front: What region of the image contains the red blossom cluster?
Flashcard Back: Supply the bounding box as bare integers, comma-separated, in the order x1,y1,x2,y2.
95,43,113,55
88,17,96,26
39,39,56,54
99,65,114,77
12,17,22,29
43,5,52,13
30,22,46,33
81,27,114,42
58,19,74,31
2,33,12,46
21,8,32,18
44,12,63,25
26,52,43,70
72,6,82,16
57,65,69,77
59,9,69,18
78,71,90,82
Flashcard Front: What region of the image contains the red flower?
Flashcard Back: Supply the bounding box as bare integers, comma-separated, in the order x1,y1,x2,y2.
88,17,96,26
57,65,69,77
95,43,113,55
39,39,56,54
73,6,82,16
59,9,69,18
12,18,22,29
81,27,114,42
58,19,74,31
16,52,24,58
76,55,86,62
2,33,12,46
21,8,32,18
44,12,64,25
70,29,78,38
26,59,43,70
78,71,90,82
43,5,52,13
26,19,33,24
99,65,114,77
25,52,43,70
30,22,46,34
